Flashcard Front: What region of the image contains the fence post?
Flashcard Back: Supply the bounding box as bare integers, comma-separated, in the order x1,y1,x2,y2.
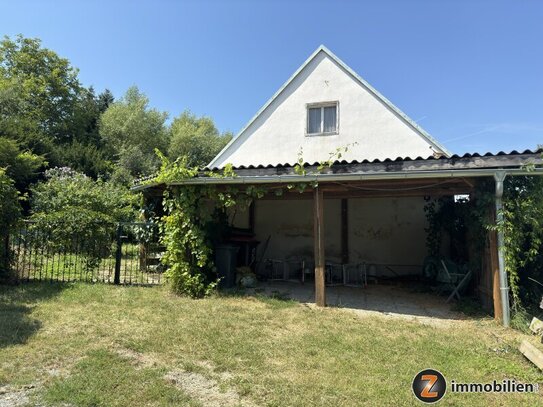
114,224,122,285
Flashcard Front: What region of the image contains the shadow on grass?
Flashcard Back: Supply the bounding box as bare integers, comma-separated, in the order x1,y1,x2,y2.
0,282,69,348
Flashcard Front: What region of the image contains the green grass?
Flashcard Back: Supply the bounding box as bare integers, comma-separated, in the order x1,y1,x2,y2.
0,283,542,406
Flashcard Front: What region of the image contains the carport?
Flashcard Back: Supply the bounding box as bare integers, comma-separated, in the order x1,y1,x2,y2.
136,149,543,326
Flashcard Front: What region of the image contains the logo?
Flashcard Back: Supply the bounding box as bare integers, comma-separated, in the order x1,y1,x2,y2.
412,369,447,403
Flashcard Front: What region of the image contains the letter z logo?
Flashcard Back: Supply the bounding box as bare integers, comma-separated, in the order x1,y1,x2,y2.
412,369,446,403
420,375,438,398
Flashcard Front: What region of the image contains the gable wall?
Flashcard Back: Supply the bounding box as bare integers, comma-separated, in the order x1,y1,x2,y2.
213,51,437,167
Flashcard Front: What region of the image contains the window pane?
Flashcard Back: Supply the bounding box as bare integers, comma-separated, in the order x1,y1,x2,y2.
323,106,337,133
308,107,321,134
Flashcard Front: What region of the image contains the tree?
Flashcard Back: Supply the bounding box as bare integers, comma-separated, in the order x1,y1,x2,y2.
99,86,168,180
0,168,21,279
0,36,115,178
0,137,45,190
0,168,20,233
54,140,112,180
0,35,82,146
52,87,116,178
168,110,232,167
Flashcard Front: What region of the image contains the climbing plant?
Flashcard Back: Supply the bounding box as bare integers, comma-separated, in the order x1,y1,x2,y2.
424,175,543,314
152,151,264,297
152,145,354,298
498,175,543,311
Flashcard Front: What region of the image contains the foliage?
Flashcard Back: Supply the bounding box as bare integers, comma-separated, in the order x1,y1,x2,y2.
161,186,218,298
0,168,21,232
0,36,116,178
168,110,232,167
29,168,137,270
155,152,266,297
31,167,136,221
0,35,81,144
423,193,489,265
509,307,532,333
499,175,543,311
99,86,169,180
0,33,237,197
54,140,113,180
0,137,46,189
156,154,241,297
0,168,21,279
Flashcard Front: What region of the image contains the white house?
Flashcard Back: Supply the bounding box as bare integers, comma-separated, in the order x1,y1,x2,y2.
209,45,449,168
137,46,543,326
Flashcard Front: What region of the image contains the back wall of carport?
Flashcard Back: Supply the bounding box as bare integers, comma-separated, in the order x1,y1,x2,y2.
232,196,429,274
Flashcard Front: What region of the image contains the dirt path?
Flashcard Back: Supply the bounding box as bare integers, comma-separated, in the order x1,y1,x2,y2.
0,385,37,407
114,348,259,407
165,370,257,407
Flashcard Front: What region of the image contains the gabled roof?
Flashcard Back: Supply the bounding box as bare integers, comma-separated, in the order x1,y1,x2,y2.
208,45,451,168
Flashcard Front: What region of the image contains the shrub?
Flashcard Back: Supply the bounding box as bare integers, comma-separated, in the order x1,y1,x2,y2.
0,168,21,280
29,168,137,271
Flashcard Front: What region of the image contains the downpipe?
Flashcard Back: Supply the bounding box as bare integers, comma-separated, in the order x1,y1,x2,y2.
495,171,511,327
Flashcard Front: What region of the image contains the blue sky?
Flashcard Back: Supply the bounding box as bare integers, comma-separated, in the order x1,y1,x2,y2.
1,0,542,154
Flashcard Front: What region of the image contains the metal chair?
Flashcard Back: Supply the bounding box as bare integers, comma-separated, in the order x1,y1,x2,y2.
439,259,473,303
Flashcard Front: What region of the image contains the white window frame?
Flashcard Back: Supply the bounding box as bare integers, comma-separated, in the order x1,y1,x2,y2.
306,101,339,136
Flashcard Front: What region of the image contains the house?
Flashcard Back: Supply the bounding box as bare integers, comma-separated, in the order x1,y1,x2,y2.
135,46,543,326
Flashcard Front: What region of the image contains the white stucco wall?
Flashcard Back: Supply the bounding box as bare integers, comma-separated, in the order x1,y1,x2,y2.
212,51,440,168
232,197,429,274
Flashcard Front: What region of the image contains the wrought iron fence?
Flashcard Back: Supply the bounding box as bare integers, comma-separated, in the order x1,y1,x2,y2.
10,221,164,285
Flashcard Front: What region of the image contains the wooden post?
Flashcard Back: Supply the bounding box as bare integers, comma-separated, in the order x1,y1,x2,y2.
489,207,503,323
249,201,255,233
341,199,349,265
314,187,326,307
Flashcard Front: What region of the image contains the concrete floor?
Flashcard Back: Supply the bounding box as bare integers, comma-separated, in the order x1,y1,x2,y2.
255,281,463,324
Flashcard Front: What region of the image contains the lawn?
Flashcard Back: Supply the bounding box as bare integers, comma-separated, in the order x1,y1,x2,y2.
0,283,541,406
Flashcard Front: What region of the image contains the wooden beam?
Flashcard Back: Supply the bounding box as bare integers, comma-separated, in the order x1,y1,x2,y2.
248,201,255,233
260,187,472,200
489,206,503,323
341,199,349,264
519,340,543,370
314,187,326,307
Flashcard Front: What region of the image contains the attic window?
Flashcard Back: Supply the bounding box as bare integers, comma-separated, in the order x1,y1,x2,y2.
306,102,338,136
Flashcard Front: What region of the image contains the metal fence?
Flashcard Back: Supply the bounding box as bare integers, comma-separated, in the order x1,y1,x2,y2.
10,221,164,285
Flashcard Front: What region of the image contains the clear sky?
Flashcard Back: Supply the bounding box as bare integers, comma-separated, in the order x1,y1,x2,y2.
1,0,542,155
